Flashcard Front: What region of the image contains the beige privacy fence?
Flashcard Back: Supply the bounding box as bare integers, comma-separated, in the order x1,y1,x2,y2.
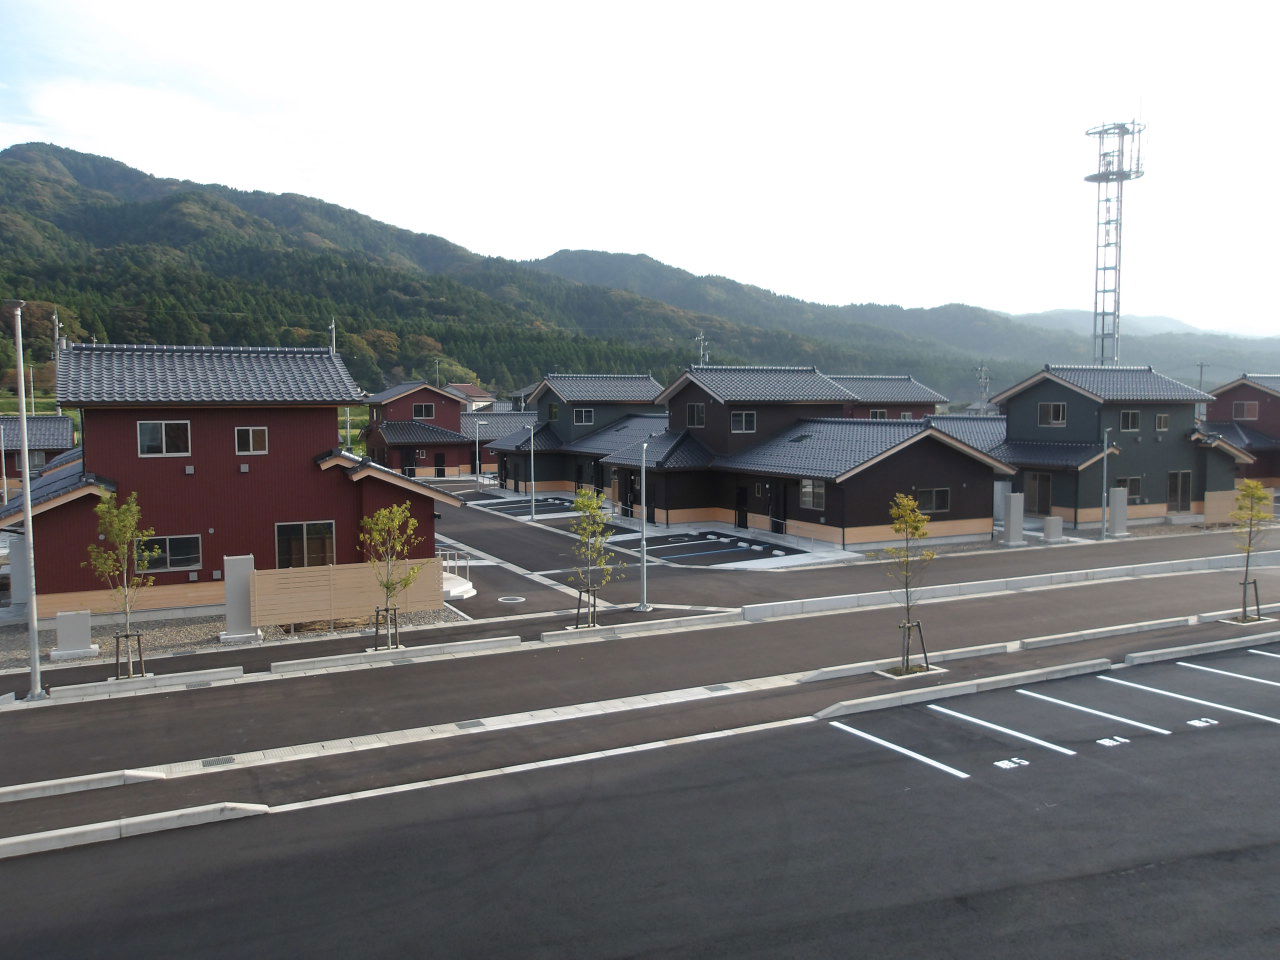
249,559,443,626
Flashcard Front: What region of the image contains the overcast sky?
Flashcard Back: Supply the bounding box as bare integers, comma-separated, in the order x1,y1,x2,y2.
2,1,1275,336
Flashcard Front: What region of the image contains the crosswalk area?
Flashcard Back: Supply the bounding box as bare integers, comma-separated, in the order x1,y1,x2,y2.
823,641,1280,784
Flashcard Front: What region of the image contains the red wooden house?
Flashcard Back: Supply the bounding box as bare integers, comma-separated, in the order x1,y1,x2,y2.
0,414,76,489
2,343,460,610
364,380,476,477
1203,374,1280,489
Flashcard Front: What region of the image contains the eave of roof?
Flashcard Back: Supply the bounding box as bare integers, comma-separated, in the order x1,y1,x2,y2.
365,381,458,406
1207,375,1280,400
315,450,465,507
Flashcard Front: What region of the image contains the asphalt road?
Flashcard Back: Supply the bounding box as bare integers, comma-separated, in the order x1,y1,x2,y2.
4,567,1274,789
6,646,1280,958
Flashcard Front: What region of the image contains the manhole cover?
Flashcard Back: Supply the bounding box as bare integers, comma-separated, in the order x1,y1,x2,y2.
497,596,526,603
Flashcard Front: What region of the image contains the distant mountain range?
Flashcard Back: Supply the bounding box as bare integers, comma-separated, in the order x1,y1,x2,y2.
0,142,1274,401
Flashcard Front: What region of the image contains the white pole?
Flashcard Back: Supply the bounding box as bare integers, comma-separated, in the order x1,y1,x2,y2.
1,424,6,506
528,423,536,520
638,441,652,611
7,300,44,700
1100,427,1112,540
474,420,488,492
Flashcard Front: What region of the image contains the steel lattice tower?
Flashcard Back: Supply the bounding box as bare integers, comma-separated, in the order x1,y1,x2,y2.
1085,121,1145,365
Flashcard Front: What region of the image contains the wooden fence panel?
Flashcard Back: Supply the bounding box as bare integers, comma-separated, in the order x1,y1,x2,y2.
250,559,442,626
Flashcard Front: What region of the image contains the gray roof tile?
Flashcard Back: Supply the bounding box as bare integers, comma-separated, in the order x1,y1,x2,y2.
995,364,1213,404
928,415,1008,453
487,421,560,453
0,467,113,525
993,440,1106,469
537,374,662,403
461,411,537,442
828,375,949,405
1199,421,1280,452
668,365,854,403
58,343,364,405
602,429,714,470
375,421,471,445
559,415,668,456
711,419,924,480
0,415,75,451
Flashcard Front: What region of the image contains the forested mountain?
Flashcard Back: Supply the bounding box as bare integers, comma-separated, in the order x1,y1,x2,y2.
1,143,1273,401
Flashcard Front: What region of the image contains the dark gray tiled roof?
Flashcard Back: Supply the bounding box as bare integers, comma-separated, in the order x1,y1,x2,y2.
487,421,559,453
462,411,537,442
829,375,949,405
711,419,924,480
672,365,854,403
559,415,668,456
994,440,1107,470
35,446,83,476
0,467,113,525
375,421,471,445
1199,421,1280,452
602,429,714,470
0,415,75,450
365,380,433,405
1208,374,1280,398
58,343,364,405
1040,364,1212,402
928,415,1008,453
539,374,662,403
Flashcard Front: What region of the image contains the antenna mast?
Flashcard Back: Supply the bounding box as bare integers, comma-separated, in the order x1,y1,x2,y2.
1085,121,1145,365
694,331,710,365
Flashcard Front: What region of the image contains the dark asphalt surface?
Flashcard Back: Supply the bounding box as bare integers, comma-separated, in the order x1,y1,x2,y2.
3,567,1273,788
6,647,1280,958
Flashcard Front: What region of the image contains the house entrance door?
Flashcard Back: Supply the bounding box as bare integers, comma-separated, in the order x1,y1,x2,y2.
769,482,786,534
735,487,748,529
434,453,446,478
1025,472,1052,516
1167,470,1192,512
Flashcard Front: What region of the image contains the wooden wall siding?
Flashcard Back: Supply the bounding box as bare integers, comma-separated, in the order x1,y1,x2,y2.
376,387,464,432
1203,490,1237,524
664,383,844,456
250,559,443,626
38,580,227,618
1206,383,1280,435
840,435,996,527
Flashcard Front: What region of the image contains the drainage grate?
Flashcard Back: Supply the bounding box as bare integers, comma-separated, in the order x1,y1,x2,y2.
455,719,485,729
704,684,731,692
185,681,212,689
202,755,235,767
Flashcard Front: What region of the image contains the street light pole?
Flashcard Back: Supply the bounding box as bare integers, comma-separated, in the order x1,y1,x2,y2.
6,300,43,701
528,423,536,520
637,441,652,611
474,420,488,492
1100,426,1112,541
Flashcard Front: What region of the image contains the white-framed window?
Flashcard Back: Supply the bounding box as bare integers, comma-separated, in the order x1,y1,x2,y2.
917,488,951,513
869,409,888,420
731,410,756,433
899,412,913,420
1155,414,1170,431
275,521,336,569
1120,410,1140,432
138,534,201,572
28,450,46,471
413,403,435,420
1116,477,1143,504
138,420,191,457
800,479,825,511
687,402,706,428
574,408,595,426
235,426,268,455
1234,400,1259,420
1038,402,1067,427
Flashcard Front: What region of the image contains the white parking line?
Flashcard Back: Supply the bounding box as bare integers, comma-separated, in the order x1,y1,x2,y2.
1016,688,1172,735
1249,649,1280,660
1099,676,1280,725
828,721,970,779
926,704,1077,756
1177,661,1280,689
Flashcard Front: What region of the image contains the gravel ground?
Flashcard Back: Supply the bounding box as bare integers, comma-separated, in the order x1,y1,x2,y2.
0,607,464,671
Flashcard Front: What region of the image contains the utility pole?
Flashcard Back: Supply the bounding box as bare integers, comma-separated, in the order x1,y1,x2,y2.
6,300,44,700
435,358,442,388
637,441,652,611
694,331,710,365
328,317,337,355
1195,361,1210,391
53,310,62,416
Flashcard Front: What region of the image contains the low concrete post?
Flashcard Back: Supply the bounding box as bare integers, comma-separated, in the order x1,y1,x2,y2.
1002,492,1026,547
993,480,1012,523
1042,515,1065,544
219,555,262,644
52,610,98,661
1108,487,1129,537
7,534,29,612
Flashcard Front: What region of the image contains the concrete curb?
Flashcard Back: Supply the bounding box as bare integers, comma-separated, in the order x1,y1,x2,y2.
50,666,245,699
814,659,1113,720
1123,629,1280,666
0,802,269,861
1021,616,1197,649
270,635,522,674
540,611,743,643
743,550,1280,622
0,769,167,805
800,641,1016,683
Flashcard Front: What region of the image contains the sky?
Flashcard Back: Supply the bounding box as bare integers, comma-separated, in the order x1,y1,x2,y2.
1,1,1276,337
